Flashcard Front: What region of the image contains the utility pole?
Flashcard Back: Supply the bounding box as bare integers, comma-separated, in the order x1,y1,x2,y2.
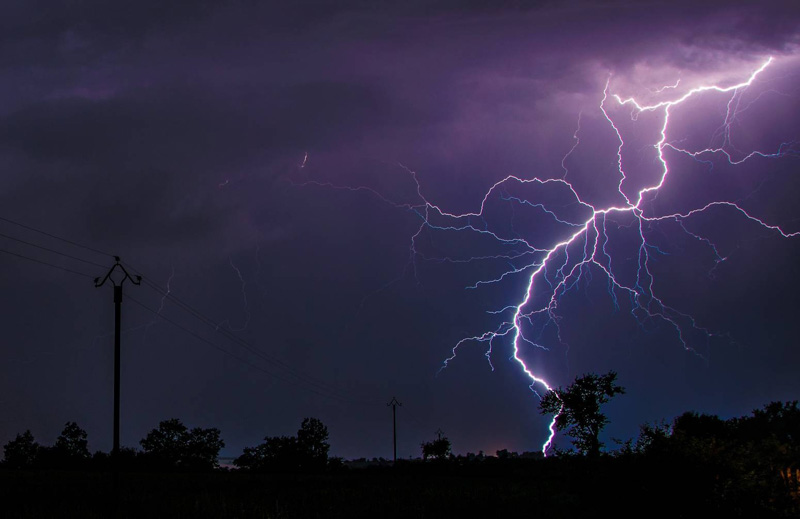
387,397,402,463
95,257,140,490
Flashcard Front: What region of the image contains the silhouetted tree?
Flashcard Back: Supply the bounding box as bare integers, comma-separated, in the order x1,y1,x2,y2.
234,417,330,472
539,371,625,456
53,422,90,461
33,421,92,469
2,430,40,468
140,418,224,470
673,411,729,440
140,418,187,467
740,400,800,448
742,401,800,509
185,425,226,469
628,402,800,515
234,435,299,471
631,419,671,455
421,435,451,460
91,446,140,470
297,417,329,469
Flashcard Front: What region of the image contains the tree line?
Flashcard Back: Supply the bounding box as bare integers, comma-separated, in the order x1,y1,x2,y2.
3,371,799,509
1,417,334,473
408,371,799,515
538,371,799,514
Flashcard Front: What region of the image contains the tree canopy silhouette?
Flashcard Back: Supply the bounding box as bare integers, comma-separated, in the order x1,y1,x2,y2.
53,422,90,461
297,417,330,469
32,421,93,468
421,432,451,460
2,430,40,469
539,371,625,456
628,401,800,514
140,418,224,470
234,417,330,472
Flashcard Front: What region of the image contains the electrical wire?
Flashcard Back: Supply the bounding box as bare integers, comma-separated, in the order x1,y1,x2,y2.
0,230,108,269
0,215,114,259
127,294,377,404
137,277,380,404
0,246,97,279
0,212,383,405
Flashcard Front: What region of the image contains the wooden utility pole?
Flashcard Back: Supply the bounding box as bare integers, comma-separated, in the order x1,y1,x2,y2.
387,397,402,463
95,257,140,490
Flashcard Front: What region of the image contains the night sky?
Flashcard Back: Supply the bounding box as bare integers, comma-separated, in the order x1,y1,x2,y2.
1,1,799,461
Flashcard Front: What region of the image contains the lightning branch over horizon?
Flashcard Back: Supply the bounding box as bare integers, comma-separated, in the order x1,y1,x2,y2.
299,55,799,455
140,266,176,344
215,257,253,333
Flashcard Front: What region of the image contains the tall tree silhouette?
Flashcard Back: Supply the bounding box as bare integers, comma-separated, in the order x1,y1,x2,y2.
539,371,625,456
297,417,330,470
2,430,40,468
54,422,90,461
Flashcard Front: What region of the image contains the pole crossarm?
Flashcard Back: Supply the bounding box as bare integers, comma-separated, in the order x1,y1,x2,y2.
94,256,142,289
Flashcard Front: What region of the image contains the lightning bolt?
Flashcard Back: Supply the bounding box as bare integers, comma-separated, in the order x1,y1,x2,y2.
141,266,175,343
561,112,582,179
216,257,252,332
649,78,681,94
299,55,798,455
443,56,800,454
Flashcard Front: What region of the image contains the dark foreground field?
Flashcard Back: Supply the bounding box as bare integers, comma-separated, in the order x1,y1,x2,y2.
2,456,797,519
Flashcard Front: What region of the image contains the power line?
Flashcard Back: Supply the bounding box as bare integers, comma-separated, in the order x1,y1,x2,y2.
127,294,377,404
134,272,381,405
0,213,381,405
0,230,108,269
0,246,97,278
0,215,114,259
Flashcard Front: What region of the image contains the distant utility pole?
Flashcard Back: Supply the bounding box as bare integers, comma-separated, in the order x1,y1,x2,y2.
387,396,402,463
95,257,140,489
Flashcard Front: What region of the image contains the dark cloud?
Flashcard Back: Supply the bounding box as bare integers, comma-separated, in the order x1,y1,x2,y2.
0,81,393,162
